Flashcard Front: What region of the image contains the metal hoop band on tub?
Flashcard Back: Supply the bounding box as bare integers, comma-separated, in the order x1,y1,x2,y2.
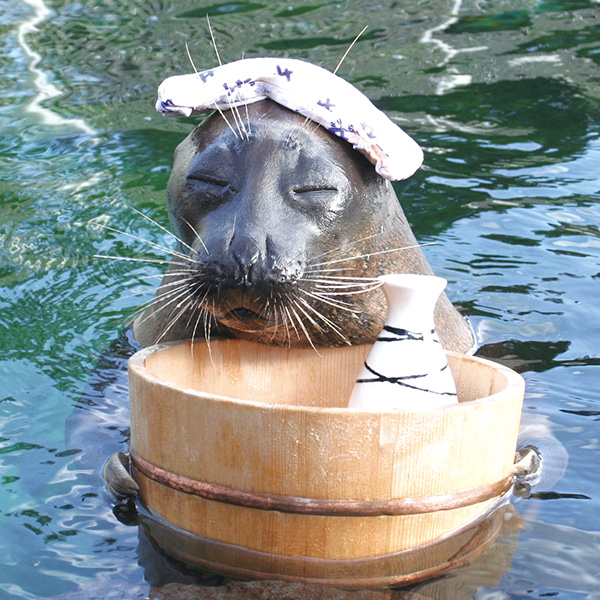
131,453,513,517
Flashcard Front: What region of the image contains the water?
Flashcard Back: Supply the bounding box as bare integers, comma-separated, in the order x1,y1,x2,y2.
0,0,599,598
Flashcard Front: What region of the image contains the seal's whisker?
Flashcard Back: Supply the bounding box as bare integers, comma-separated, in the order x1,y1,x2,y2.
244,96,252,139
225,98,247,140
318,287,382,298
234,104,249,140
100,277,192,307
202,304,211,347
203,299,218,367
266,298,280,344
97,223,194,264
291,297,324,334
186,34,239,138
302,271,379,281
334,25,369,75
211,100,240,138
185,41,197,69
299,298,349,344
304,26,371,138
96,224,181,260
256,294,272,322
299,288,359,313
204,15,237,133
240,49,252,139
136,288,192,325
300,273,381,291
303,266,371,274
134,269,196,283
190,292,209,342
201,311,214,367
282,303,301,346
205,15,223,66
295,296,350,345
309,277,382,289
300,286,357,305
155,291,197,344
209,303,216,344
305,232,386,264
303,269,365,277
123,281,190,324
281,303,299,343
303,291,361,314
101,292,159,314
152,301,190,344
303,232,426,268
306,277,379,287
153,278,195,301
205,15,247,140
309,242,437,268
155,310,187,345
103,275,193,306
314,283,380,295
287,300,320,354
100,289,149,306
287,232,381,272
315,286,381,298
306,291,357,307
181,217,209,255
274,300,289,347
188,307,202,359
226,76,251,139
159,259,197,274
277,301,292,348
189,288,212,358
274,299,293,348
264,302,280,343
94,254,174,266
130,207,197,256
291,25,369,143
185,282,209,328
132,284,193,330
139,271,196,287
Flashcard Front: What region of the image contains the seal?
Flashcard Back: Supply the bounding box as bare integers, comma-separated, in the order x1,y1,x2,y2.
132,99,475,353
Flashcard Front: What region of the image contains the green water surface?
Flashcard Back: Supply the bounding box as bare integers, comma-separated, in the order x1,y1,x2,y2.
1,1,599,598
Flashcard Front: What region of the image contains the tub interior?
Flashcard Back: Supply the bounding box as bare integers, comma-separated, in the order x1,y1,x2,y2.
142,340,509,408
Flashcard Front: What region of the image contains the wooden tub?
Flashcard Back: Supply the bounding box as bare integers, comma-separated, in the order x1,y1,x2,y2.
129,340,524,586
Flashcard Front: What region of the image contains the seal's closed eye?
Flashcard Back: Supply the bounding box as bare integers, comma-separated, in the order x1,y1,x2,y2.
187,174,229,187
292,185,339,194
185,174,235,203
291,186,343,221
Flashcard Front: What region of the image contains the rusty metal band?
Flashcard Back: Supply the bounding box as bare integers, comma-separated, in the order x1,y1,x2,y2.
131,453,513,517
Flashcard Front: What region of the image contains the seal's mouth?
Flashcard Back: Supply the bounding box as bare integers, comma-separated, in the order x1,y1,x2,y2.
218,307,271,333
227,307,262,321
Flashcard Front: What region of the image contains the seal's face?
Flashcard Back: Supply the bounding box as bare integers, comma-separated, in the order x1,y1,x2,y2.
163,100,397,348
134,100,473,351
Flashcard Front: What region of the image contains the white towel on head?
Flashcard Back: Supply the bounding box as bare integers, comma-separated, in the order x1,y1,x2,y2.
156,57,423,182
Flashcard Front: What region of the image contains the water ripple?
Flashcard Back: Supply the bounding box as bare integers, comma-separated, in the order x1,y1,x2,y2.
1,1,600,598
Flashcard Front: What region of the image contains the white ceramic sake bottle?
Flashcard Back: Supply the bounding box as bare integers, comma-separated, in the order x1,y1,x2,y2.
348,273,458,410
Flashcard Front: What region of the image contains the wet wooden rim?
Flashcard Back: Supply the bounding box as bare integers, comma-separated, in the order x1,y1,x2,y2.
131,453,513,517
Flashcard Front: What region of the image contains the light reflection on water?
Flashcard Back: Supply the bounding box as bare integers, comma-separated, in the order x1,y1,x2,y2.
0,0,599,598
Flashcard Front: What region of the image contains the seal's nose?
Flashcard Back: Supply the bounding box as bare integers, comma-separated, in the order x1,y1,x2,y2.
230,234,263,286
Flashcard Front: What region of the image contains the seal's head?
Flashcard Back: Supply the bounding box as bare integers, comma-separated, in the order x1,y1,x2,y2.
134,100,473,352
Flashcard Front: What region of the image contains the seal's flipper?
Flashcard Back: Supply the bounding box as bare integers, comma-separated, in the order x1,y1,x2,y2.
103,451,139,498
